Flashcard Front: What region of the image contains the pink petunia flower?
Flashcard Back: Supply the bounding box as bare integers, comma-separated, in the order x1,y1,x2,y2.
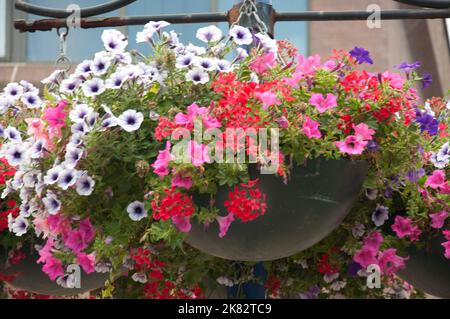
79,218,96,244
43,100,68,134
335,135,368,155
309,93,337,113
175,103,221,131
249,52,276,74
171,173,193,189
353,123,375,141
430,210,449,229
382,71,405,90
255,91,281,110
302,116,322,139
296,54,321,75
363,231,384,252
353,246,378,268
282,72,303,89
64,229,89,253
152,141,173,177
425,170,446,189
444,230,450,241
172,216,192,233
217,213,235,238
187,140,210,167
377,248,408,275
37,238,54,264
442,241,450,259
77,252,96,274
391,216,422,241
42,256,64,281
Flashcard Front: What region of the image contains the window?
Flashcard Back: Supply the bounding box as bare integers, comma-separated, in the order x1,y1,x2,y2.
4,0,309,63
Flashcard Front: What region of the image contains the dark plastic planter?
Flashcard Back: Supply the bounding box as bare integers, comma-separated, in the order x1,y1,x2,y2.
0,246,109,296
186,158,368,261
399,234,450,299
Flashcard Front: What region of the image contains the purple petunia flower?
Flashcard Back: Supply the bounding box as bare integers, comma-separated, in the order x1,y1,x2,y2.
349,47,373,65
415,109,439,136
405,168,425,183
421,72,433,89
299,286,321,299
372,204,389,227
367,140,379,152
396,61,421,74
347,262,363,278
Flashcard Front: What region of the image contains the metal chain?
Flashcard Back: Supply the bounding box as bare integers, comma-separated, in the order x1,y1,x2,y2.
232,0,269,34
55,27,72,73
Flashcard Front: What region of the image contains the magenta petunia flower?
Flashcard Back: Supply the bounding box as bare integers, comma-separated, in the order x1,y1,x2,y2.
430,210,449,229
353,246,378,268
309,93,337,113
391,216,422,241
353,123,375,141
187,141,210,167
217,213,235,238
152,141,173,177
77,252,96,274
42,256,64,281
171,173,193,189
425,170,447,189
377,248,408,275
43,100,68,133
442,241,450,259
255,91,281,111
302,116,322,139
249,52,276,74
335,135,367,155
172,215,192,233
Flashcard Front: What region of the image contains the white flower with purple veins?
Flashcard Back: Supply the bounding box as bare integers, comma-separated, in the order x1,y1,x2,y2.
75,60,93,75
216,59,232,73
144,20,170,32
12,216,28,237
185,43,206,55
21,92,43,109
60,78,81,94
44,166,63,185
64,146,84,169
229,25,253,46
68,133,83,148
42,191,61,215
57,168,78,190
20,200,38,217
4,126,22,143
236,47,249,60
118,110,144,132
132,272,148,284
41,70,64,85
106,71,129,89
115,52,132,65
196,25,222,43
255,32,278,55
372,204,389,227
164,30,180,47
69,104,94,123
431,142,449,169
76,173,95,196
101,29,128,53
186,68,210,85
176,54,196,69
91,55,111,76
5,144,27,167
86,112,99,128
194,57,217,71
0,125,4,138
71,122,91,136
4,83,23,100
23,170,40,188
82,78,105,97
127,201,147,221
0,97,11,114
136,28,156,44
100,116,118,131
20,80,39,94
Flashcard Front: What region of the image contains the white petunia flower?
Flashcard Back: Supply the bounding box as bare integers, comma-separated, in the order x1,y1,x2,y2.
91,55,112,76
20,200,38,217
42,191,61,215
41,70,64,85
68,133,84,148
175,54,195,69
82,78,106,97
3,83,24,100
44,166,63,185
105,71,129,89
115,52,132,64
76,173,95,196
5,143,28,166
185,43,206,55
216,59,232,73
194,57,217,71
101,29,128,53
186,68,210,85
127,201,147,221
20,80,39,94
144,20,170,31
71,122,91,136
255,32,278,55
229,25,253,46
0,97,11,114
60,78,81,94
4,126,22,143
57,168,78,190
118,110,144,132
86,112,99,128
12,216,28,236
64,146,84,169
196,25,222,43
75,60,93,76
21,92,43,108
136,28,156,43
69,104,94,123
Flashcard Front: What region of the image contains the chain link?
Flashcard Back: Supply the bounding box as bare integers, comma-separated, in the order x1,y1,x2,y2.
232,0,269,34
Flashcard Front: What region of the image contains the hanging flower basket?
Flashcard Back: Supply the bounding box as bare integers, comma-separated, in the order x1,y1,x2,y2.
399,233,450,299
186,158,368,261
0,245,109,296
0,20,448,299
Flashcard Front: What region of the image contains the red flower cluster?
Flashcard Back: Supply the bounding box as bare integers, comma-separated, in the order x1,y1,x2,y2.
0,157,16,185
151,188,195,221
317,251,339,275
265,273,281,299
0,200,19,233
154,116,177,141
224,179,267,222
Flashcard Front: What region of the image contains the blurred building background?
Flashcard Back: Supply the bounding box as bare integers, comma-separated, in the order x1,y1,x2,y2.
0,0,449,98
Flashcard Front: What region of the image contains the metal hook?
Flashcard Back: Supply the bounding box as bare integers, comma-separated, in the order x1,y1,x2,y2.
55,27,71,73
